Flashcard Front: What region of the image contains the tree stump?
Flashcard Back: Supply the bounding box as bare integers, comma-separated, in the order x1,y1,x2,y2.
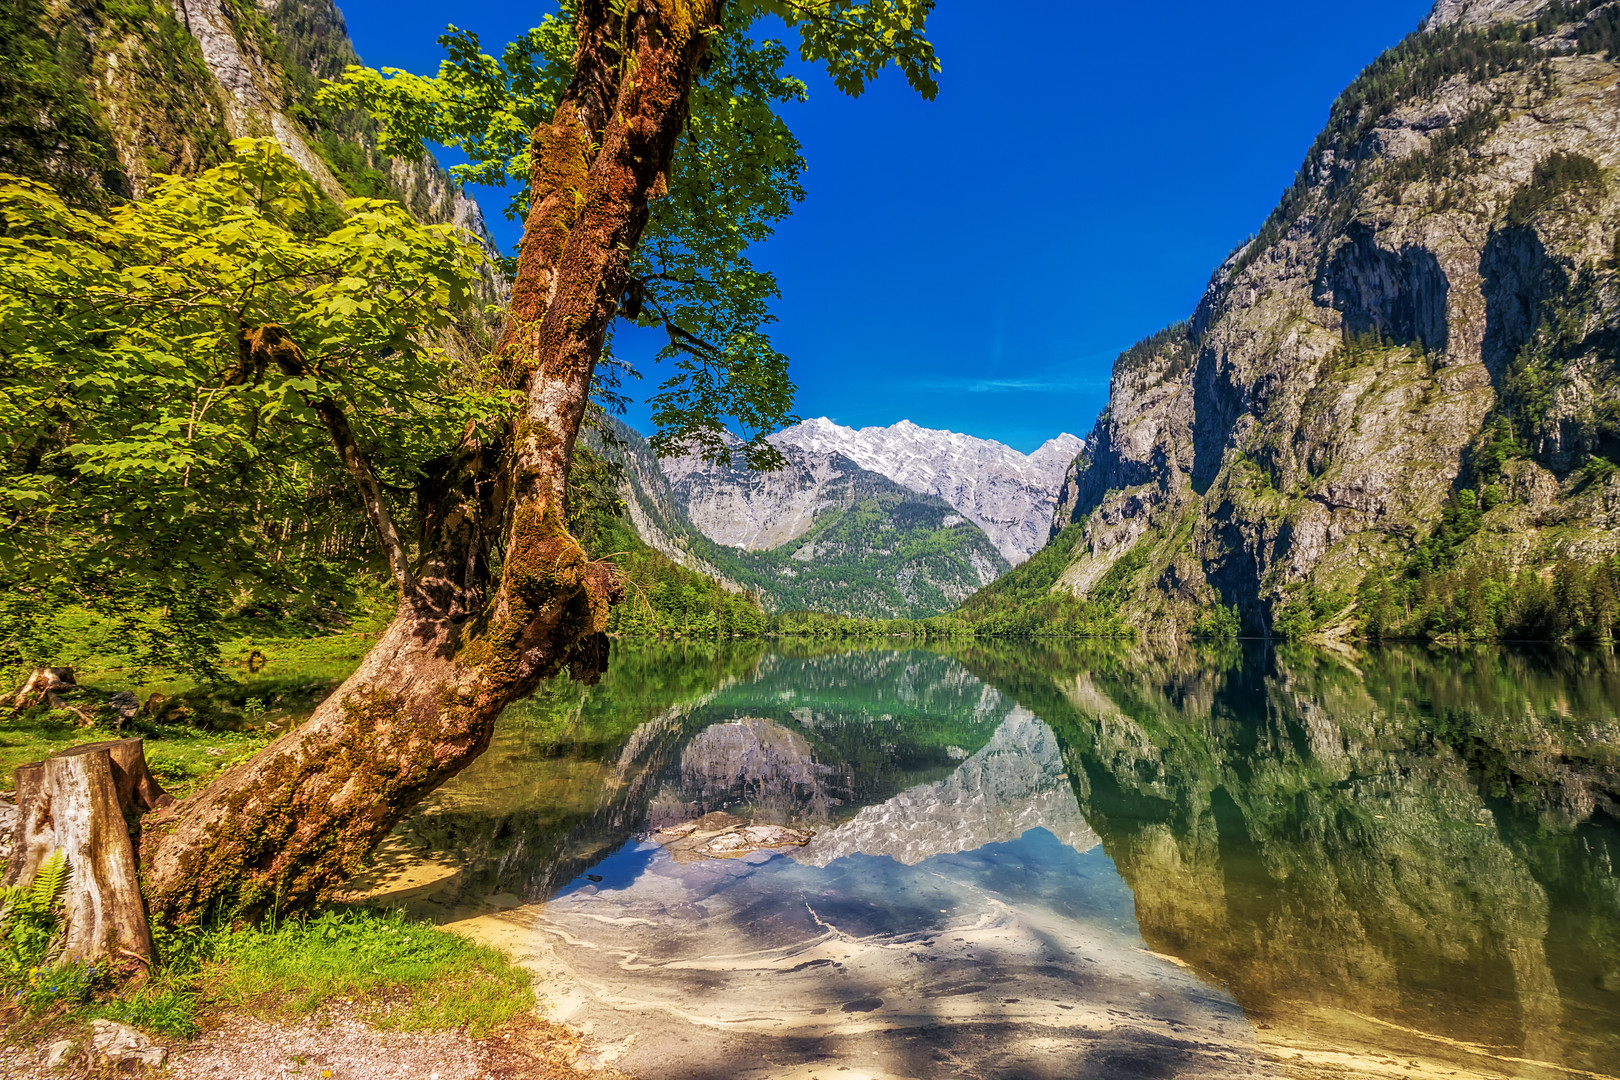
11,667,78,711
3,740,172,966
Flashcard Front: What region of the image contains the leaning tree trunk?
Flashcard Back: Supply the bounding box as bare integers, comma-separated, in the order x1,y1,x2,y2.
139,0,724,924
5,740,172,966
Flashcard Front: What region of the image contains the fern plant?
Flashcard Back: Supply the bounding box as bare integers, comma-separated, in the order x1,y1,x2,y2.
0,849,98,1010
0,848,69,969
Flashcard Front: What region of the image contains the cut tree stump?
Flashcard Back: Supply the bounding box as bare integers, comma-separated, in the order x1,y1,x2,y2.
3,739,172,966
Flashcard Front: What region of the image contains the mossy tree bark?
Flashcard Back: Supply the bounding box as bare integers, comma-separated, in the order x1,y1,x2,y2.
138,0,724,923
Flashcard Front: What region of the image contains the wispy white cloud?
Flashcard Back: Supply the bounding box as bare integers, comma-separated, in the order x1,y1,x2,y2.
918,373,1111,394
907,343,1123,395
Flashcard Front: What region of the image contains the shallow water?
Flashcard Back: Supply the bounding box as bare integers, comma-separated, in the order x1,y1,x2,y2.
376,641,1620,1080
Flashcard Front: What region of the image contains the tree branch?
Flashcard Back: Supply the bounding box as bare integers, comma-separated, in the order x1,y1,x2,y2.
638,288,727,361
243,324,423,602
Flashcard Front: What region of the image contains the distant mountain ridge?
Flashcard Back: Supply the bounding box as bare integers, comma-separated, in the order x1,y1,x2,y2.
772,419,1083,565
626,415,1088,616
605,422,1010,619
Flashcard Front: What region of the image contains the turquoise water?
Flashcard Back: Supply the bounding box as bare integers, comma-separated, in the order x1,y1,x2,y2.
394,641,1620,1079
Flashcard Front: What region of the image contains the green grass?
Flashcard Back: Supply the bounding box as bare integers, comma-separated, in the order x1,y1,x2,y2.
2,604,534,1043
0,629,382,798
200,909,532,1035
1,608,385,794
0,710,271,798
4,580,394,693
6,908,533,1041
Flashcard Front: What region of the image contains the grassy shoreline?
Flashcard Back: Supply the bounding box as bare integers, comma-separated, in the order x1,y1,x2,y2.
2,617,555,1064
0,905,541,1071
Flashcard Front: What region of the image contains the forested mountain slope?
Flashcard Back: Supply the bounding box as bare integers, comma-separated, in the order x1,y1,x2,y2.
605,422,1010,619
0,0,500,644
773,418,1083,565
1016,0,1620,639
1,0,489,242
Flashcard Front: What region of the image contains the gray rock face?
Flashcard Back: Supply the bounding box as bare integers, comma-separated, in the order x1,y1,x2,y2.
661,441,873,552
774,418,1083,565
162,0,499,260
1043,8,1620,633
605,423,745,589
1427,0,1557,27
170,0,347,202
794,709,1099,867
90,1020,166,1069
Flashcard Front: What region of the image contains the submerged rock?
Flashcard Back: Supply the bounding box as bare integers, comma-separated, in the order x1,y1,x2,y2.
653,811,813,861
650,718,843,826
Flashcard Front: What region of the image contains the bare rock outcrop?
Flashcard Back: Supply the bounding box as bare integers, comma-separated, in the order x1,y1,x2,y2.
1042,1,1620,634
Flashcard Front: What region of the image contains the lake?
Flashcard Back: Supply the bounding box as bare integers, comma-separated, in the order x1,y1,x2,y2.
358,640,1620,1080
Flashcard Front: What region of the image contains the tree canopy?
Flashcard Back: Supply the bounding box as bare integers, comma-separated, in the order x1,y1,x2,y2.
0,1,941,681
0,140,491,676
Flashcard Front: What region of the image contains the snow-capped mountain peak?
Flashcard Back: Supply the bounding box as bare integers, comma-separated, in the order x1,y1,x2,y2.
771,419,1083,565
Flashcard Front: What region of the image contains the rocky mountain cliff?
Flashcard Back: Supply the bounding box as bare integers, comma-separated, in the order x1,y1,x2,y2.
606,422,1010,619
2,0,492,248
626,415,1087,618
1028,0,1620,637
661,436,901,554
773,419,1083,565
607,422,745,591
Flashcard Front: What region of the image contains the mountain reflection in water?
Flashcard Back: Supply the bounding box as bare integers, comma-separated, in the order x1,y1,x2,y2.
381,641,1620,1079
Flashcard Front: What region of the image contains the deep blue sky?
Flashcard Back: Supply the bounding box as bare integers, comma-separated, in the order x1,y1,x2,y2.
337,0,1435,452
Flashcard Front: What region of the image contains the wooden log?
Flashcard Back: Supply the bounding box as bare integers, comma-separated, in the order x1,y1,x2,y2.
3,740,165,965
11,667,78,711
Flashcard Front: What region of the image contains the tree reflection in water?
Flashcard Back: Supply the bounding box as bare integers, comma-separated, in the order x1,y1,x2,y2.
949,639,1620,1076
387,639,1620,1077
